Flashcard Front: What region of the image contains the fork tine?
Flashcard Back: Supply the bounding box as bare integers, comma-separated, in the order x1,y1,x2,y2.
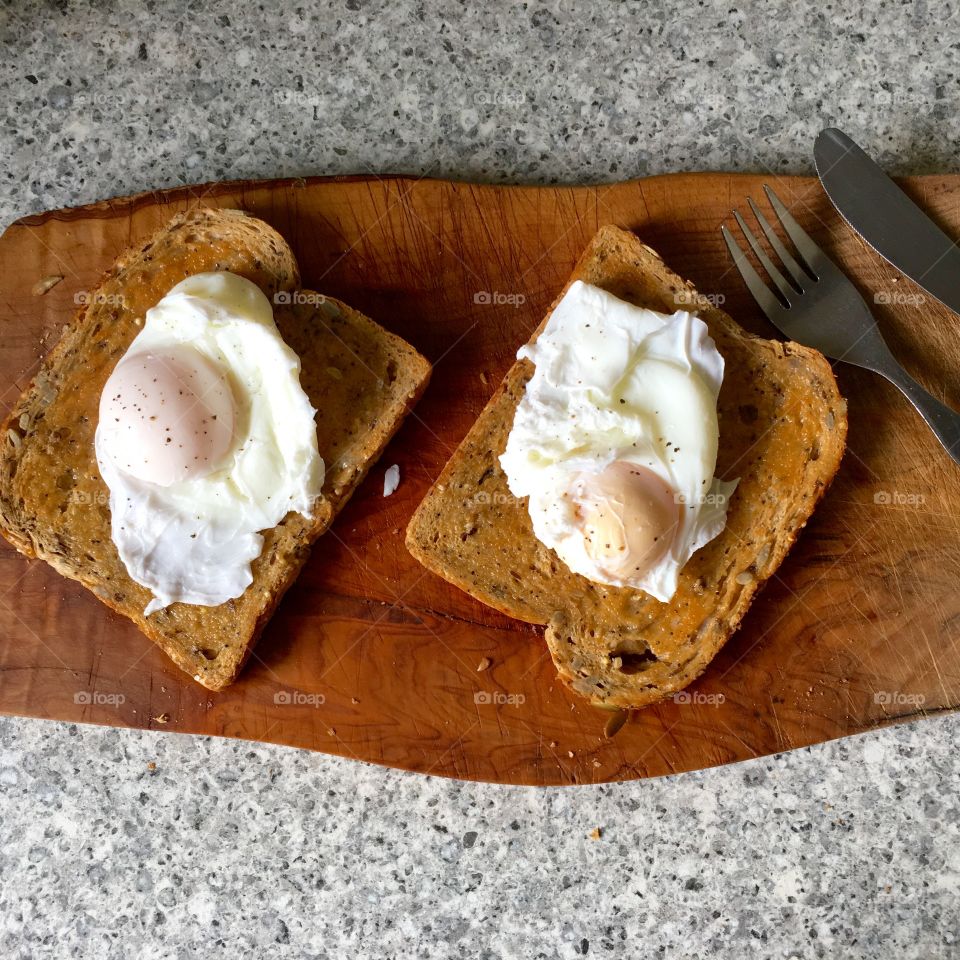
733,210,795,304
763,185,823,277
747,198,812,290
720,225,785,323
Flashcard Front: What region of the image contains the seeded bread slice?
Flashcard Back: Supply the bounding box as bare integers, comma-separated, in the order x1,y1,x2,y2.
0,208,431,690
405,225,846,709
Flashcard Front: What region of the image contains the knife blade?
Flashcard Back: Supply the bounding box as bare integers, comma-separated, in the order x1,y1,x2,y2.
814,127,960,316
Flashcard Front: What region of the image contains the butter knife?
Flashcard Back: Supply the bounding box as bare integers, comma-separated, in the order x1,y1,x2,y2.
815,127,960,316
813,127,960,463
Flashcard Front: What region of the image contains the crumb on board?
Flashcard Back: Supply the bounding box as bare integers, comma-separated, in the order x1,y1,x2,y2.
476,657,492,672
152,713,169,724
383,464,400,497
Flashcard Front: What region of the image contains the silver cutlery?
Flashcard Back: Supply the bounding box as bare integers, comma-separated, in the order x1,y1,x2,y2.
815,127,960,317
722,185,960,465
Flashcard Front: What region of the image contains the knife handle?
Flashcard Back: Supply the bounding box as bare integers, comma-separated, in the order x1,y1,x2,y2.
879,361,960,466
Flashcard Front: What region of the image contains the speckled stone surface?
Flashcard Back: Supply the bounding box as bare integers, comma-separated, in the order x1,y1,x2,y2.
1,1,959,957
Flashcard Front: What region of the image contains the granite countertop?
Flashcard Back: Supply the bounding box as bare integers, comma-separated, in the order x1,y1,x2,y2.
1,2,958,958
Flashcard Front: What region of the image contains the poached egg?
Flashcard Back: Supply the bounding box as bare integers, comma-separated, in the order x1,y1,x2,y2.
499,280,737,602
96,271,324,615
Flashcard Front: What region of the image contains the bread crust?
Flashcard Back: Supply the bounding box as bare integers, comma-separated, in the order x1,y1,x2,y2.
406,225,847,708
0,208,431,690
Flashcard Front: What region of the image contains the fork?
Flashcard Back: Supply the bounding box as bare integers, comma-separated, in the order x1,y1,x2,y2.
722,185,960,466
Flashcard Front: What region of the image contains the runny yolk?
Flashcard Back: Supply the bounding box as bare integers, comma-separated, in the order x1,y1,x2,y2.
576,461,679,580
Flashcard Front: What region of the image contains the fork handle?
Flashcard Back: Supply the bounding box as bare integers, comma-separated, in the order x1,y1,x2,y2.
877,360,960,466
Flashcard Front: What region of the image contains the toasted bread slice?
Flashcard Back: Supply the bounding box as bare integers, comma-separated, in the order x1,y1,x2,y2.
0,208,431,690
406,225,846,709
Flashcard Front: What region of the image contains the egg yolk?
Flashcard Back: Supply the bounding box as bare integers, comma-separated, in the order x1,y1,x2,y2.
99,345,236,486
576,461,679,580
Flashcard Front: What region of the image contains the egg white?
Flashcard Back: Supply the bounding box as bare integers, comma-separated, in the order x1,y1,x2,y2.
499,280,737,601
95,272,324,615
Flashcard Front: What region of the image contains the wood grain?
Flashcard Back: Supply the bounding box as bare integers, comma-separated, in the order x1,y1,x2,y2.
0,172,957,785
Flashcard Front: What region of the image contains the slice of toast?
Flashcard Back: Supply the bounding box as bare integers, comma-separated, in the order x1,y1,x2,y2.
0,207,431,690
406,225,846,709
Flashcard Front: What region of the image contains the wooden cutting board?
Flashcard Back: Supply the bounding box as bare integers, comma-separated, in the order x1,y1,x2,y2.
0,173,957,786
